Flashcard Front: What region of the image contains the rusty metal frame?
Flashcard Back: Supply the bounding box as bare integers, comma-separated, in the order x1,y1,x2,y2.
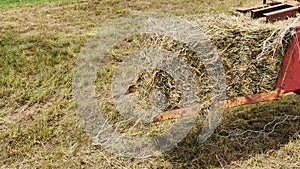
265,6,299,23
153,104,200,122
153,88,285,122
251,4,293,19
237,1,300,22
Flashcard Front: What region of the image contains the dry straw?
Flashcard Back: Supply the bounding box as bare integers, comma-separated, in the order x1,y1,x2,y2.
96,14,297,139
191,14,297,98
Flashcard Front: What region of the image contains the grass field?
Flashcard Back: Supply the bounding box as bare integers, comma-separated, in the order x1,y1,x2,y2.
1,0,299,168
0,0,59,7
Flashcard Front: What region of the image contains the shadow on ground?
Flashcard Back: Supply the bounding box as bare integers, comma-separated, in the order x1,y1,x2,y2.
163,94,300,168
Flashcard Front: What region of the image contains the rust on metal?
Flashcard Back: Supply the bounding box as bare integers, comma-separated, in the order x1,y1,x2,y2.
153,104,200,122
222,88,284,109
265,6,299,23
251,4,292,18
153,88,285,122
236,1,300,22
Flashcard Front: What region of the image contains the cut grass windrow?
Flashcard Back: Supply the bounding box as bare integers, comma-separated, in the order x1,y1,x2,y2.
0,0,299,168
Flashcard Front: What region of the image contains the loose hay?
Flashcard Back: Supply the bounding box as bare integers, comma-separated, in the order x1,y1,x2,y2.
95,14,295,140
191,14,294,98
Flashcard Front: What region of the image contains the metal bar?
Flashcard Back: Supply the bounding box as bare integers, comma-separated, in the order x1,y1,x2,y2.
272,0,300,6
265,6,299,22
222,88,284,109
251,4,292,18
153,88,285,122
269,2,286,5
236,5,268,13
153,104,199,122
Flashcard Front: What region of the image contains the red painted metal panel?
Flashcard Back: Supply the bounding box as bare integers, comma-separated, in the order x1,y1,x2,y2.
276,25,300,93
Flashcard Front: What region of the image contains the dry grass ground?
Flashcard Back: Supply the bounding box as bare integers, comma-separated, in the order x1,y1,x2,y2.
0,0,299,168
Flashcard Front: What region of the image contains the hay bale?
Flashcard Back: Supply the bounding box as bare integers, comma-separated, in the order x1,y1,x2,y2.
94,14,296,139
107,14,294,109
132,15,293,101
191,14,293,98
99,14,298,121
